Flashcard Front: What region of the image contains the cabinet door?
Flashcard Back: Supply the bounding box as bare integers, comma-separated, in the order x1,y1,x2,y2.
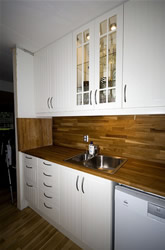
81,173,114,250
123,1,165,108
34,47,50,113
73,22,95,110
60,166,82,241
95,5,123,109
51,34,74,112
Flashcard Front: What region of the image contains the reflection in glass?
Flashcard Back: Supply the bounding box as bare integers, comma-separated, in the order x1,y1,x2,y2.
109,15,117,32
100,36,107,89
83,29,90,43
77,94,82,105
108,89,116,102
77,33,82,46
77,64,82,93
108,32,116,88
100,90,106,103
84,93,89,105
100,20,107,35
84,81,89,92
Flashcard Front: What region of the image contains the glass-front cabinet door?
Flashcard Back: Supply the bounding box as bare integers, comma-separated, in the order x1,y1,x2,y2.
73,22,94,110
94,5,123,109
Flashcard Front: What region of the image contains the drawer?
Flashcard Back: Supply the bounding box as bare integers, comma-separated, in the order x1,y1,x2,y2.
39,188,59,208
24,154,37,166
25,181,38,208
24,164,37,184
39,199,59,224
39,176,58,192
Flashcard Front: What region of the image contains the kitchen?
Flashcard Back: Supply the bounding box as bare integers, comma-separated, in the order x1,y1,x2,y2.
1,1,165,249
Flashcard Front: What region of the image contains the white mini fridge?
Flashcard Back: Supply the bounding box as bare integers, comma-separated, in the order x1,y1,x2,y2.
115,185,165,250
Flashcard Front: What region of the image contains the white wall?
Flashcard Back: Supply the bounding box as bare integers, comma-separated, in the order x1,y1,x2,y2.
0,80,13,92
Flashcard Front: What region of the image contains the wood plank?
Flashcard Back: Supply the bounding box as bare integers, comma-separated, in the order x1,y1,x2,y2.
0,188,81,250
17,118,52,151
53,115,165,164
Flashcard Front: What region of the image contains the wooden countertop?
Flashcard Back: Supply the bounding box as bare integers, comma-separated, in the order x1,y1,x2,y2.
24,145,165,197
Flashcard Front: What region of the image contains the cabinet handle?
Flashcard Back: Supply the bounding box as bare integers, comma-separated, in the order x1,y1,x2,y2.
44,193,52,199
81,177,85,194
25,156,32,160
124,84,127,102
90,90,92,105
43,162,52,166
26,165,32,169
43,182,52,188
95,89,97,105
26,182,33,187
43,172,52,177
47,97,50,109
44,202,52,209
50,97,53,109
76,175,79,191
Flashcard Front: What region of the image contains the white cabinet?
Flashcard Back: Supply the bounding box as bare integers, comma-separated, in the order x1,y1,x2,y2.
73,5,123,111
34,33,73,114
123,1,165,109
23,154,38,208
60,165,115,250
38,159,60,224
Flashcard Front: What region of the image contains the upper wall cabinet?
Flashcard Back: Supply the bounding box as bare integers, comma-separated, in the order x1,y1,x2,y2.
123,1,165,109
73,5,123,111
34,33,73,114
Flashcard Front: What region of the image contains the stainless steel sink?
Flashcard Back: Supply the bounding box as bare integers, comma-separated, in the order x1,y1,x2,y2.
64,153,127,174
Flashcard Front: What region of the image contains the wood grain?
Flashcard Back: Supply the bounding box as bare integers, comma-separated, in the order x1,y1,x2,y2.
24,145,165,197
17,118,52,151
53,115,165,164
0,188,81,250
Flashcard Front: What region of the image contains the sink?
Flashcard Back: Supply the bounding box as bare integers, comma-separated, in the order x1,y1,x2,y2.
65,153,127,174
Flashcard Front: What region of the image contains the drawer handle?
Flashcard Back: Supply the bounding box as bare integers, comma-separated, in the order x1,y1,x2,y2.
44,193,52,199
81,177,85,194
25,156,32,159
26,165,32,169
124,84,127,102
44,202,52,209
43,172,52,177
95,89,98,105
76,175,79,191
26,182,33,188
43,162,52,166
43,182,52,188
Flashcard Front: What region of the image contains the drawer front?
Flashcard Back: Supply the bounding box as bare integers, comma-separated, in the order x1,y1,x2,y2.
39,188,59,207
39,199,59,224
24,164,37,184
25,181,38,208
24,154,37,166
38,159,56,172
39,176,58,192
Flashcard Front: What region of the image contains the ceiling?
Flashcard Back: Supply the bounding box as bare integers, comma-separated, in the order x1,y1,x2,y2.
0,0,125,82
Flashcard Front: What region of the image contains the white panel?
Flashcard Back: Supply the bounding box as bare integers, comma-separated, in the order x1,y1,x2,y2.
39,198,60,224
123,1,165,108
16,48,35,117
24,181,38,208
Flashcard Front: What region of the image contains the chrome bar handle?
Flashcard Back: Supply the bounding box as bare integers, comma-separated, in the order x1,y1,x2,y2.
81,177,85,194
95,89,98,105
124,84,127,102
43,162,52,166
76,176,79,191
44,202,52,209
44,193,52,199
47,97,50,109
90,90,92,105
25,156,32,159
43,172,52,177
43,182,52,188
26,182,33,187
50,97,53,109
26,165,32,169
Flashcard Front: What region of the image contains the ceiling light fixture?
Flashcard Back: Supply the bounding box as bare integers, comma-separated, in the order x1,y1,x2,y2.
86,33,90,40
110,23,117,31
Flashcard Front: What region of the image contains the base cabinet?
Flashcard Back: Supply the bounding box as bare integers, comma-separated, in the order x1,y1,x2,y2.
60,165,115,250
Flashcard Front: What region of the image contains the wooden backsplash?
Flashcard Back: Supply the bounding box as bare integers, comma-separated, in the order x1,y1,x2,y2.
17,118,52,151
53,115,165,164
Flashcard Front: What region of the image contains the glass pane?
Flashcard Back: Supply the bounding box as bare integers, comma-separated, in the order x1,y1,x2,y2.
83,29,90,43
109,15,117,32
77,33,82,46
84,44,89,63
84,93,89,105
77,47,82,66
77,64,82,93
108,32,116,87
84,44,89,87
108,89,116,102
100,20,107,36
99,90,106,103
77,94,82,105
100,36,107,89
84,80,89,92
